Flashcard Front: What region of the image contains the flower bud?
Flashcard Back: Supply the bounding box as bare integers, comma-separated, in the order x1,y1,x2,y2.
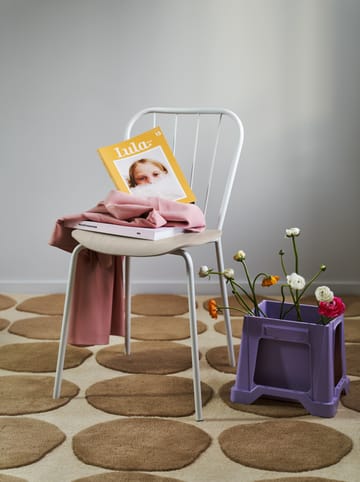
233,250,246,261
198,266,210,278
223,268,235,279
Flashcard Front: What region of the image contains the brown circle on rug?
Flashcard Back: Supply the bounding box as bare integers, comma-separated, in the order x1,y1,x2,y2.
214,317,244,338
255,477,346,482
8,316,62,340
86,374,213,417
341,379,360,413
0,474,27,482
16,293,65,315
219,380,308,417
344,317,360,342
344,294,360,316
0,417,65,469
0,294,17,311
0,342,92,372
219,420,352,472
96,341,197,374
130,316,207,340
0,474,28,482
301,294,360,317
0,375,79,415
72,418,211,471
131,294,189,316
205,345,240,374
0,318,10,330
73,472,183,482
346,344,360,376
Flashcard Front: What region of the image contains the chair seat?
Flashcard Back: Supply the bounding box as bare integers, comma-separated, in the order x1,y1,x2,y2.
72,228,222,257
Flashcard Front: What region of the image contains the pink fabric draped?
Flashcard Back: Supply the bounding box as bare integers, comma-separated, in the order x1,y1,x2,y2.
49,191,206,346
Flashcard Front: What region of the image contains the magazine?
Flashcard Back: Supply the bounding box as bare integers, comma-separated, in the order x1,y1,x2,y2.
64,220,184,241
97,127,196,203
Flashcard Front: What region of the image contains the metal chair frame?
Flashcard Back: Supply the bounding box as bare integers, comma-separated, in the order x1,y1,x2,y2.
53,107,244,421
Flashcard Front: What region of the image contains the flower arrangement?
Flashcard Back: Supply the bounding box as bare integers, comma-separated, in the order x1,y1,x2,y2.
199,227,346,324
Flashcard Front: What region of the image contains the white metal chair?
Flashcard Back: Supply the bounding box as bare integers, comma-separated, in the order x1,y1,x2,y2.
53,107,244,421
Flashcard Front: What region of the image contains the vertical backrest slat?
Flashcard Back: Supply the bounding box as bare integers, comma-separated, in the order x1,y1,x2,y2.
124,107,244,230
172,114,178,155
203,114,222,217
189,114,201,189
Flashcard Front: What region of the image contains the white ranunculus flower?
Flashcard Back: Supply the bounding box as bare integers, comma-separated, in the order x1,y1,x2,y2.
287,272,306,290
199,266,210,278
285,227,301,237
223,268,235,279
315,286,334,302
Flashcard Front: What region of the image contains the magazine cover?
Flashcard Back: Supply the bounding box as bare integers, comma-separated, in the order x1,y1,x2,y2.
98,127,196,203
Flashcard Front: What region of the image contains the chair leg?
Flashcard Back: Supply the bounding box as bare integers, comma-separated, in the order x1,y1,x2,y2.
215,239,236,367
124,256,131,355
53,244,85,399
174,249,203,421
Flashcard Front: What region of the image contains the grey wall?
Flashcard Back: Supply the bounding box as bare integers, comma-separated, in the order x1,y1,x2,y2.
1,0,359,295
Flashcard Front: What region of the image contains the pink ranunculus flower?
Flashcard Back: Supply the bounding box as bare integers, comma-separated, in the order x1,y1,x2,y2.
318,296,346,319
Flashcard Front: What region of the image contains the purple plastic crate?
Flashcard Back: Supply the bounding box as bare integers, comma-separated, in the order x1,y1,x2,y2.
230,300,350,417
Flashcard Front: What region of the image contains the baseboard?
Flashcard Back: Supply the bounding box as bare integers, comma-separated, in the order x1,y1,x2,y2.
1,279,359,296
0,281,69,295
0,279,203,295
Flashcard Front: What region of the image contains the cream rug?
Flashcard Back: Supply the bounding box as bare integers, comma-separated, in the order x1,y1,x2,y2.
0,293,359,482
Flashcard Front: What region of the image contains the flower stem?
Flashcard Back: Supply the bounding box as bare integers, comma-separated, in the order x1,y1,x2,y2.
296,266,326,300
230,283,255,315
279,250,287,277
282,286,302,321
291,236,299,274
241,260,260,316
279,284,287,319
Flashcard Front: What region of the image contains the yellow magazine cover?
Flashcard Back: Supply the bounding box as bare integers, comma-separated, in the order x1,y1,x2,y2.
98,127,196,203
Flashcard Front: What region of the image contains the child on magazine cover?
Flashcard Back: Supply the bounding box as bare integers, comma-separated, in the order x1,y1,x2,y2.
127,158,185,200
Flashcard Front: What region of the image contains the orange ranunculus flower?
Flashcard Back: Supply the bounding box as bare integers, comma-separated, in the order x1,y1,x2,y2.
208,299,218,319
261,275,280,287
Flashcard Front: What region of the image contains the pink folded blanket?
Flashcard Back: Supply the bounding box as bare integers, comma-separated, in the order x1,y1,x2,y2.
49,191,206,345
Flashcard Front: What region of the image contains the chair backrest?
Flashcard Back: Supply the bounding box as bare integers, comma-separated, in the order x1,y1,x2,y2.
125,107,244,230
